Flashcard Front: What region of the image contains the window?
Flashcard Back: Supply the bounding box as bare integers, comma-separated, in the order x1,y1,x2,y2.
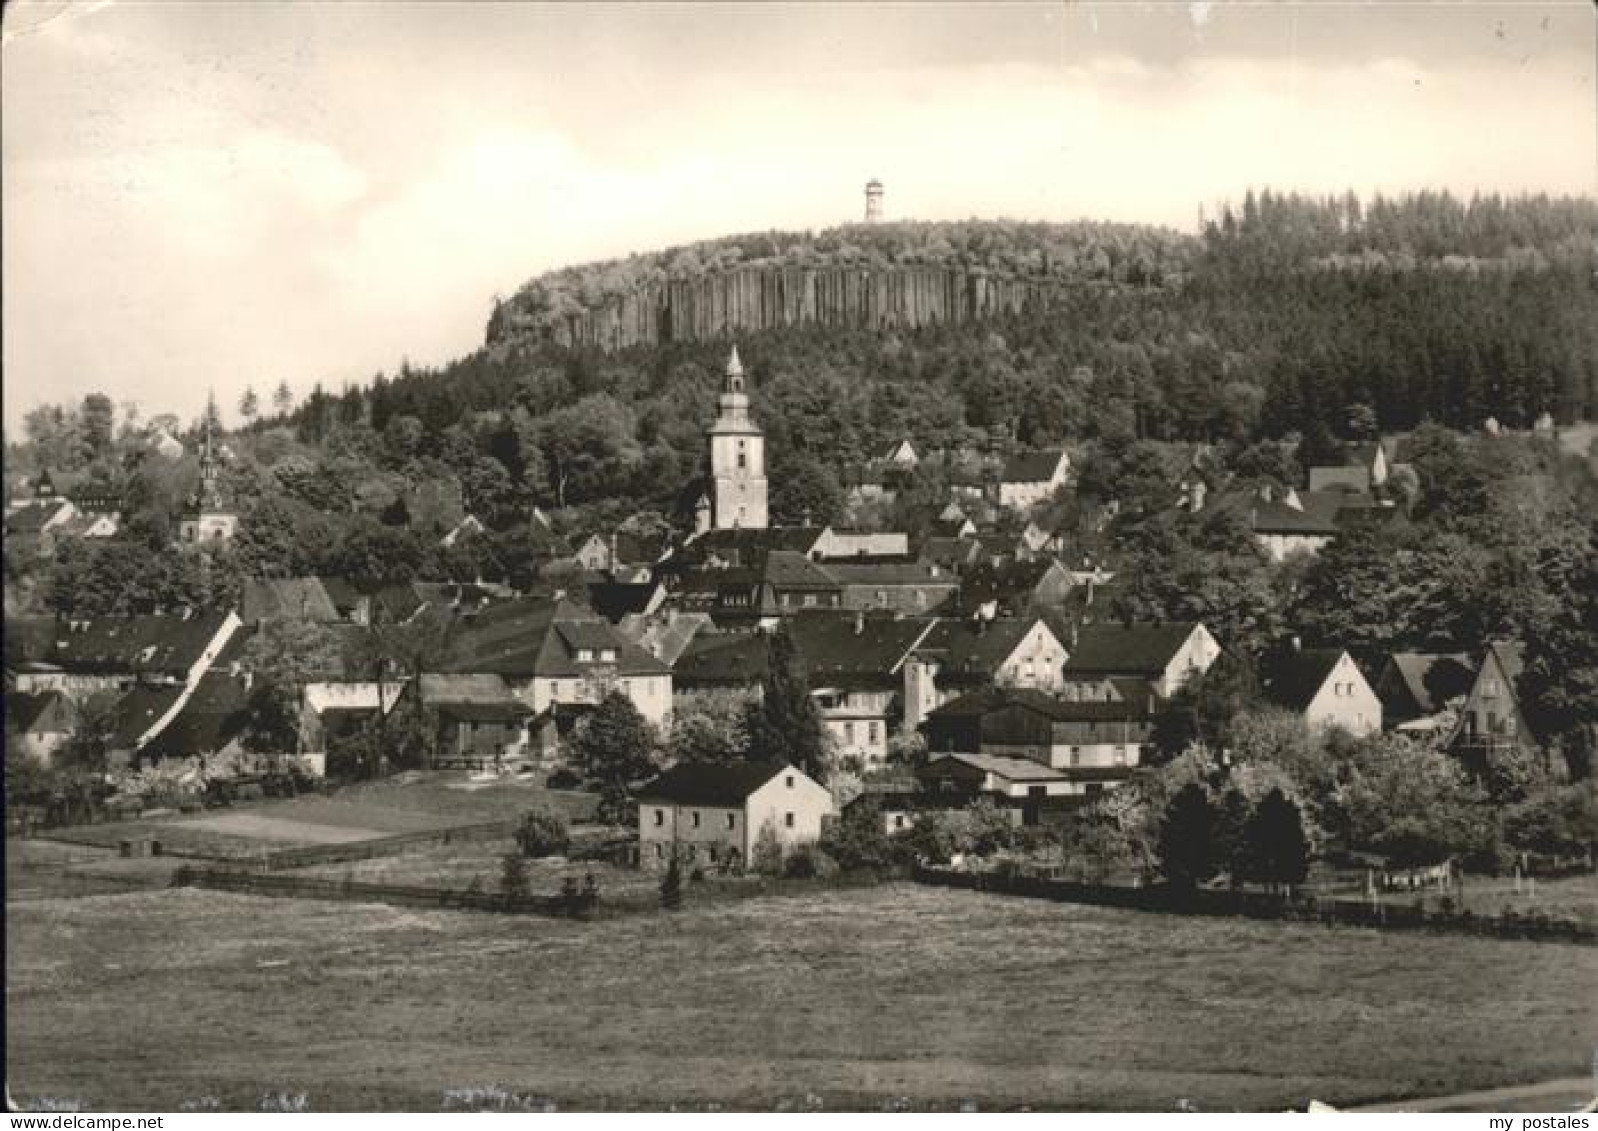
691,811,701,829
785,775,794,788
1506,716,1517,736
1069,747,1081,767
726,812,737,830
893,815,906,830
868,721,879,745
844,722,856,745
653,809,665,827
655,843,665,859
577,649,593,663
1485,678,1500,697
600,649,616,663
737,441,747,470
803,594,817,608
784,812,795,829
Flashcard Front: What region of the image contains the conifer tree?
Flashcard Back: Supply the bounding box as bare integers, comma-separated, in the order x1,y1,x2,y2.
747,626,830,779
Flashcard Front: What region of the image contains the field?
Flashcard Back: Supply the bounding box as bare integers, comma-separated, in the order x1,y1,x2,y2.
7,883,1594,1112
36,773,599,860
1351,873,1598,925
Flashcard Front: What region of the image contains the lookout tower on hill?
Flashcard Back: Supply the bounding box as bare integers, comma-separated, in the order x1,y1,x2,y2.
705,345,767,531
865,178,884,223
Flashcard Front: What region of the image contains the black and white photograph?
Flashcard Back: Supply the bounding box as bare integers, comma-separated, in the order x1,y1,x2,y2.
3,0,1595,1116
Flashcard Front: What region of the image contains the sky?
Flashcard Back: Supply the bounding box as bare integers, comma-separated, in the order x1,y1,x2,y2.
3,1,1593,433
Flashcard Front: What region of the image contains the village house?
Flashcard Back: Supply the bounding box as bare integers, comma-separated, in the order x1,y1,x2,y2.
1306,439,1403,494
917,752,1082,825
20,610,243,702
110,670,255,770
1260,647,1382,737
240,578,342,625
787,611,936,766
996,449,1070,511
298,678,410,776
1375,652,1476,733
439,595,673,727
944,557,1077,618
635,760,833,871
4,689,74,764
901,612,1069,730
1060,621,1220,699
1452,640,1539,766
823,559,959,614
676,549,844,628
923,685,1153,794
439,514,486,548
418,673,537,768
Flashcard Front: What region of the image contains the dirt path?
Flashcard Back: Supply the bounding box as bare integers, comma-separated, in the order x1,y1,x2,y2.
1351,1077,1595,1113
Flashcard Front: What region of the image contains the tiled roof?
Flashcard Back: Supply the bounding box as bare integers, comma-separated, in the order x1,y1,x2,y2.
1001,449,1067,484
1063,622,1200,677
1261,648,1347,712
636,759,791,806
52,612,233,677
5,690,69,734
440,596,667,679
786,612,935,688
673,633,770,686
913,616,1053,686
587,581,663,623
1383,652,1475,716
241,578,339,624
929,752,1064,783
141,673,252,759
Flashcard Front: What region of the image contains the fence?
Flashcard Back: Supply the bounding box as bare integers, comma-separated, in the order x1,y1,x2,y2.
912,865,1597,946
256,819,522,871
171,865,595,918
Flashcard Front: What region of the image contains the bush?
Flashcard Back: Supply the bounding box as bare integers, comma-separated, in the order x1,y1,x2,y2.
819,798,897,873
660,856,684,910
499,853,530,902
515,810,570,858
545,768,582,791
750,819,784,876
782,842,839,880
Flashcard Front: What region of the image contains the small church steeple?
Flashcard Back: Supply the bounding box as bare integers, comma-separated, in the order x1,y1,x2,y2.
180,389,238,546
705,344,767,530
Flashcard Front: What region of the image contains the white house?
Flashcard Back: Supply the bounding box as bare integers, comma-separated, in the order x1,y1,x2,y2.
635,761,833,871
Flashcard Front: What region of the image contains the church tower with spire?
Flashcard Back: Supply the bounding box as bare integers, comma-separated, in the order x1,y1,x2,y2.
706,345,767,530
179,391,239,546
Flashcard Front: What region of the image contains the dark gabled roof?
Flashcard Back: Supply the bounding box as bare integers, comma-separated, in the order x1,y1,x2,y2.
822,560,959,587
673,633,770,686
1260,648,1347,712
1062,622,1201,677
927,684,1151,724
763,550,843,590
635,759,791,806
141,673,252,759
679,526,828,567
948,558,1070,612
440,596,668,679
1001,449,1067,484
4,502,68,536
913,615,1056,686
109,684,185,749
1482,640,1526,686
587,581,663,623
5,690,69,734
241,578,339,624
318,576,365,615
786,612,934,688
52,612,234,677
1381,652,1476,717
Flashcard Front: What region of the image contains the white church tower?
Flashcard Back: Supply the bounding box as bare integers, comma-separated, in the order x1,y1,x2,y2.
707,345,767,530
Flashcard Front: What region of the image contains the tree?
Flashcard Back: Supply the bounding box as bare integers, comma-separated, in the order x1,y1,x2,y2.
1211,788,1254,887
1335,732,1493,866
239,386,260,425
569,691,659,820
273,380,294,417
750,819,784,875
769,454,844,525
239,674,303,767
819,797,896,873
1236,788,1310,893
515,810,570,858
81,393,115,456
1157,783,1218,889
500,852,531,902
659,855,684,909
745,626,830,779
666,693,751,765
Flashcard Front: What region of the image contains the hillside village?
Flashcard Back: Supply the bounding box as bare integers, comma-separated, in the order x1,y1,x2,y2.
6,329,1595,892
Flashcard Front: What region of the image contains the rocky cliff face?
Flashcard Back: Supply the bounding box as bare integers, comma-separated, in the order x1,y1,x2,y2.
487,265,1081,351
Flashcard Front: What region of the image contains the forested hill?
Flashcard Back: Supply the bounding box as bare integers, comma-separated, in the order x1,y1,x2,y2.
485,219,1196,351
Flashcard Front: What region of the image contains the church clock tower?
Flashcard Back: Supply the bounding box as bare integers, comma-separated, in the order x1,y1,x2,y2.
707,345,767,530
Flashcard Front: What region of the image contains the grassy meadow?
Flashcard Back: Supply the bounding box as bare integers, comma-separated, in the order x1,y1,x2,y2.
7,882,1593,1112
